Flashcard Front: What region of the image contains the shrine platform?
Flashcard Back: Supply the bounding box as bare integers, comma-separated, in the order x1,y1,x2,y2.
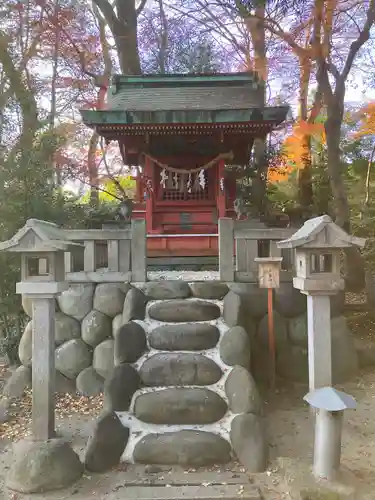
147,232,219,258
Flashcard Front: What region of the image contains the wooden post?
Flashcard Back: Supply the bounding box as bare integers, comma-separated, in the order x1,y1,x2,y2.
306,294,332,391
131,219,147,282
31,296,55,441
219,218,234,282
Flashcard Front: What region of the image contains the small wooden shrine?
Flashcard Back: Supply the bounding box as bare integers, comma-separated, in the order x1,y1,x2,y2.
80,73,288,256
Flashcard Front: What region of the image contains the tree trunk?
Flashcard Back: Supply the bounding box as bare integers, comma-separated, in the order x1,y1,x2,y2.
297,134,314,209
114,0,142,74
245,6,268,217
325,95,365,291
325,97,350,231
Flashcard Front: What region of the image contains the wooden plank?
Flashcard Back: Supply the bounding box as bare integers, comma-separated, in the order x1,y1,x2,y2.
235,270,293,283
236,239,258,273
107,240,119,272
235,228,295,240
131,219,146,282
66,271,131,283
64,229,131,241
83,241,96,272
119,240,131,272
64,252,72,273
219,218,234,281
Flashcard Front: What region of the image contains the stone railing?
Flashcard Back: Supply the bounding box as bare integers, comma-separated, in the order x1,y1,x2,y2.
64,220,146,283
218,218,296,282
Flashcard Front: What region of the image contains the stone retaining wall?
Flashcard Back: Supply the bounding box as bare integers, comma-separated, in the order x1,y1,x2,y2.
4,280,359,473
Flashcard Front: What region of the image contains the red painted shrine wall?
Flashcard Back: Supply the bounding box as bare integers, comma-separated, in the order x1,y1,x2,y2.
132,155,237,235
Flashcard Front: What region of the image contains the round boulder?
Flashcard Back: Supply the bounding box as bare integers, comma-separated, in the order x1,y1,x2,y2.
330,291,345,317
81,309,112,348
84,411,130,473
274,282,306,318
223,291,260,338
112,314,123,337
18,321,33,368
22,295,57,318
143,281,191,300
258,312,288,348
76,367,104,397
225,366,262,414
228,284,268,319
331,316,358,384
55,312,81,346
103,363,141,411
276,346,308,383
122,287,147,323
149,323,220,351
139,353,222,386
114,321,147,365
55,339,92,380
93,283,130,318
93,339,114,379
220,326,251,369
230,413,268,473
55,371,77,395
6,438,83,494
57,284,95,321
288,314,308,347
134,388,227,425
148,300,220,323
133,430,231,466
190,281,229,300
2,365,31,399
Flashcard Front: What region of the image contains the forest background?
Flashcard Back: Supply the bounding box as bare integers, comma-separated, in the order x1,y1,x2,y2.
0,0,374,359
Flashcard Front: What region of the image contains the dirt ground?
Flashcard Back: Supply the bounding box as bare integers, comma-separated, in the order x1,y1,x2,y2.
1,313,375,499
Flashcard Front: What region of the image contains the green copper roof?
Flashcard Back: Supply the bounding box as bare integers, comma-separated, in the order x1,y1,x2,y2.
80,72,289,127
107,72,263,112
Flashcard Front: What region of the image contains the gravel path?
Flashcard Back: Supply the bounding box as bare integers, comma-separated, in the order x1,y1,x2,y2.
147,271,220,281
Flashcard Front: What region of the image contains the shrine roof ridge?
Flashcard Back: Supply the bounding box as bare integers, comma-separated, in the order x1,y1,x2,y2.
111,72,262,90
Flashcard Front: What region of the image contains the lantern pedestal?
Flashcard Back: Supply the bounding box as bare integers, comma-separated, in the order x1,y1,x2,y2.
304,292,333,391
31,296,56,440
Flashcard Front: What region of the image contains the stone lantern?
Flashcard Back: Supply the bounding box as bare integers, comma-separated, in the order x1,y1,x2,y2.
0,219,84,493
0,219,82,439
277,215,366,390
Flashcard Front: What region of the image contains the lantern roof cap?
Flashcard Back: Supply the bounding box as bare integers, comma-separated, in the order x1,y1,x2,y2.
277,215,366,250
0,219,82,253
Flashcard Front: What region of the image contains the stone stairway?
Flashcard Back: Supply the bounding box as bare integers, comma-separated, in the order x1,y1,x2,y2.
85,280,267,473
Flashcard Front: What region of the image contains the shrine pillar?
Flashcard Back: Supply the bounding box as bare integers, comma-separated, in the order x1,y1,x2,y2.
144,155,155,233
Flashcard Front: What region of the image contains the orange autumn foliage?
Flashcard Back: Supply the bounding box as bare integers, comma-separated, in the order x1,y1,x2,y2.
268,120,326,183
355,102,375,138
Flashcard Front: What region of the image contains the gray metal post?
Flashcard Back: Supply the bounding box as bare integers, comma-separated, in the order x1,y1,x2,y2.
314,409,342,480
304,387,356,481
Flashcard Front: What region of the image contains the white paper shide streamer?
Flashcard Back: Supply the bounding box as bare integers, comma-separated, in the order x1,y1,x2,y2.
160,168,168,188
198,169,206,189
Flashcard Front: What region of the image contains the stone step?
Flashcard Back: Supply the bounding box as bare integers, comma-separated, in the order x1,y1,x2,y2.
133,430,231,466
149,323,220,351
106,484,261,500
148,300,221,323
134,390,227,425
119,470,252,486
